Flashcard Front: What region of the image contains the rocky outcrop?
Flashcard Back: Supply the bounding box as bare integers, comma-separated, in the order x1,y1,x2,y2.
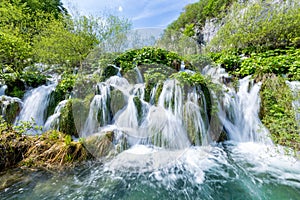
195,18,224,47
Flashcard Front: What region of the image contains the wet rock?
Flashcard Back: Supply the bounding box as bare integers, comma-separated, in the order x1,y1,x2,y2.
110,89,126,117
0,96,22,124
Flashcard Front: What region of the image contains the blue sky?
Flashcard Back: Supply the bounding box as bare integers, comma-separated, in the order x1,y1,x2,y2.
62,0,198,29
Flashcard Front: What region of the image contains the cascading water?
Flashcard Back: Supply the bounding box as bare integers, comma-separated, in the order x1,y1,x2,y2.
15,83,57,128
43,100,68,131
203,66,271,144
2,65,300,199
0,85,7,96
82,83,111,137
218,76,271,143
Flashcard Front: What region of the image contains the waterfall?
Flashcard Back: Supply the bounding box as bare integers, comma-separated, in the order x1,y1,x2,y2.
141,80,191,149
134,67,144,83
82,83,111,137
0,85,7,96
43,100,68,131
184,88,210,145
218,76,271,143
203,66,271,144
15,83,56,127
180,61,185,71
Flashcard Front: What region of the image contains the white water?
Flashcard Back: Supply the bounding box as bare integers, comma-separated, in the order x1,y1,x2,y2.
43,100,68,131
0,85,7,96
203,66,271,144
134,67,144,83
15,83,56,127
219,76,271,143
82,83,111,137
3,66,300,199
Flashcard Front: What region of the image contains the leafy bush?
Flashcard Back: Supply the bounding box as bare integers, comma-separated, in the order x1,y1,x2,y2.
113,47,183,74
208,0,300,52
210,48,300,81
168,0,235,32
260,75,300,151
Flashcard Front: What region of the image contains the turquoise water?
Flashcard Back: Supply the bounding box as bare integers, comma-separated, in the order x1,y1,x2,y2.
1,142,300,200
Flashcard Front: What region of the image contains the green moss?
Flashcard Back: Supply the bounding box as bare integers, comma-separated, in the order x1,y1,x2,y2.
59,100,78,137
72,96,92,133
154,83,164,105
133,96,143,124
5,102,20,124
110,89,126,116
260,75,300,151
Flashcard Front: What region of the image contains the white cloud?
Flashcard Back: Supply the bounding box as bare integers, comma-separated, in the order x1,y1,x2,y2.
118,6,123,12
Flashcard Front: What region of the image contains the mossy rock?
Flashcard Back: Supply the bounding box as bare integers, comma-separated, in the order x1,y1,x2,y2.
102,65,120,80
123,69,140,84
59,100,78,137
0,96,21,124
143,64,176,103
46,89,66,119
84,131,115,159
133,96,143,125
110,89,126,117
183,105,202,145
72,97,92,135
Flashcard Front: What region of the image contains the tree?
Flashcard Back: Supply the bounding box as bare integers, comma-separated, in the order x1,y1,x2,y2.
33,16,99,72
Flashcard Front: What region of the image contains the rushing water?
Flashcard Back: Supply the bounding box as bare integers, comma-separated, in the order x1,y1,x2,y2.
1,142,300,200
15,83,57,128
1,65,300,199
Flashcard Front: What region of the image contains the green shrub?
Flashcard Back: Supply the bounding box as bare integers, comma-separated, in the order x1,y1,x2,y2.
208,0,300,52
260,75,300,151
113,47,183,74
210,48,300,81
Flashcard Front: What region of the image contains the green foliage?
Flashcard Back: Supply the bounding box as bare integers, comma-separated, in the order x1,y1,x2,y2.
33,16,99,71
13,118,42,134
260,75,300,151
64,134,72,146
171,72,207,86
46,73,76,118
49,130,60,140
183,23,195,37
208,0,300,52
114,47,183,74
184,54,213,71
210,48,300,80
168,0,234,31
0,116,12,133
